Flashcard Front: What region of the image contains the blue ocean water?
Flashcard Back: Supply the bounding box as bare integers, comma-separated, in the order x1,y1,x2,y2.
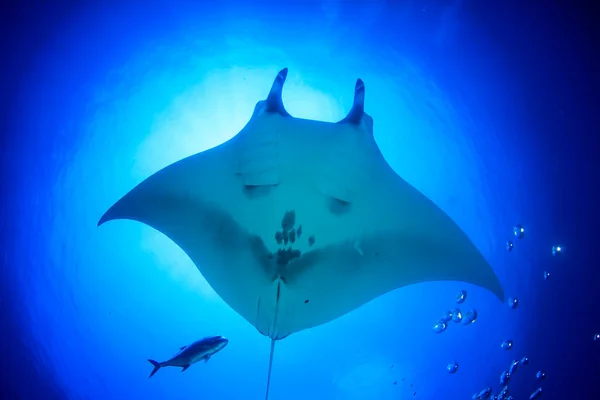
1,1,598,399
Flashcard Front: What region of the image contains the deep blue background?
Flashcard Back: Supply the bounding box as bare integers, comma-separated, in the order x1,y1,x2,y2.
1,0,599,399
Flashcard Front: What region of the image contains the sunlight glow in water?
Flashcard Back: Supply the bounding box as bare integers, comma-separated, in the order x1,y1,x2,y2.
9,3,523,399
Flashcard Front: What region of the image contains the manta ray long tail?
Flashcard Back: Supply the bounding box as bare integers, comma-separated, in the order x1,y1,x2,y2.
265,339,276,400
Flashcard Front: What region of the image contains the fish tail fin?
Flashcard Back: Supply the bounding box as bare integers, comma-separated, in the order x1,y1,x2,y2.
147,359,161,378
265,339,276,400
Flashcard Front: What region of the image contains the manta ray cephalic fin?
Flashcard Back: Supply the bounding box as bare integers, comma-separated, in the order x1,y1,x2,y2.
264,68,291,117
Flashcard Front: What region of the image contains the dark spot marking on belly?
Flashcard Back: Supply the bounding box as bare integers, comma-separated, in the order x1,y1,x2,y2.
281,210,296,232
275,231,283,244
276,248,301,266
283,230,289,245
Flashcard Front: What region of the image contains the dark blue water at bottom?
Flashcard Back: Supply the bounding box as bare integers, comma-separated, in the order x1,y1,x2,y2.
1,1,599,399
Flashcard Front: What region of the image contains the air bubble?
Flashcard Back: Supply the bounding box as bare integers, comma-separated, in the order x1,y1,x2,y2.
513,225,525,239
506,240,514,251
446,362,458,374
536,370,546,381
551,245,563,256
543,271,551,280
440,310,453,322
529,387,543,400
433,320,447,333
462,309,478,325
508,359,519,375
474,387,492,400
500,370,511,385
501,339,514,350
450,308,462,323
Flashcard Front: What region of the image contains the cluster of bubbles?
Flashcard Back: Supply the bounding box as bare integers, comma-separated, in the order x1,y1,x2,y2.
469,347,545,399
432,223,588,400
506,225,563,282
508,225,599,340
432,290,478,334
468,224,563,399
421,222,597,398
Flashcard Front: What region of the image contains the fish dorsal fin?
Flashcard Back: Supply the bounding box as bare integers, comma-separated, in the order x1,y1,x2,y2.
265,339,276,400
171,345,187,357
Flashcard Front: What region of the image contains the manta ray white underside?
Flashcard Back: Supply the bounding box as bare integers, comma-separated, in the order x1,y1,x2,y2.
98,68,503,399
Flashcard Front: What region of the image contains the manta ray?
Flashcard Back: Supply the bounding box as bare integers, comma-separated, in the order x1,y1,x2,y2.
98,68,504,399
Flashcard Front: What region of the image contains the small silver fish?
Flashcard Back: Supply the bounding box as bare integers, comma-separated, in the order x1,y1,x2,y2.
147,336,229,377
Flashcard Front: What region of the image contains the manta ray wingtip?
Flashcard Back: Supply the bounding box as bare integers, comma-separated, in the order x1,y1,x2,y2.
264,68,291,117
483,266,505,303
97,212,110,227
337,78,366,126
495,285,506,304
97,204,121,227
